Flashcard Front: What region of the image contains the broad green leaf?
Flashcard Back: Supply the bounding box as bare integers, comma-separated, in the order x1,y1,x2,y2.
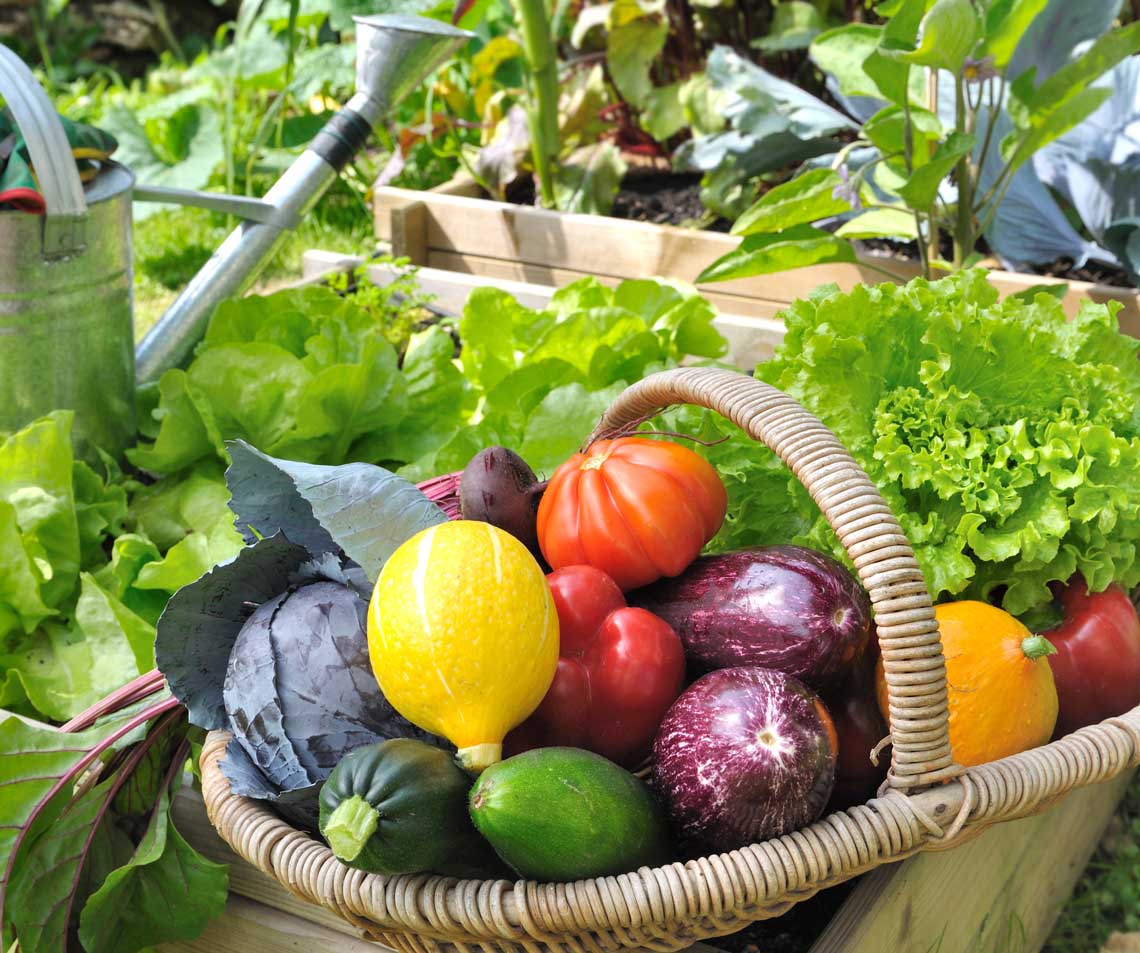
1010,21,1140,120
836,208,920,239
698,225,857,283
552,142,628,214
897,132,976,207
518,383,626,473
78,788,229,952
127,370,225,475
753,1,824,52
864,0,928,106
893,0,981,73
606,6,668,107
810,24,884,99
642,83,685,142
104,105,223,220
0,500,52,641
3,604,141,723
357,325,470,466
9,778,114,952
74,573,156,675
0,412,81,610
679,73,727,136
862,105,943,163
0,712,138,940
92,535,167,626
982,0,1048,68
1001,87,1112,173
732,168,849,236
270,338,409,464
187,343,312,452
133,525,243,595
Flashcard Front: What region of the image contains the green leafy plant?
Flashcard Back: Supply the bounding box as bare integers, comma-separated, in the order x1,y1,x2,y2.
697,0,1140,283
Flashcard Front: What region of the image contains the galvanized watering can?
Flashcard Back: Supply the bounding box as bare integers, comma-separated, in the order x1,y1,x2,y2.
0,16,471,460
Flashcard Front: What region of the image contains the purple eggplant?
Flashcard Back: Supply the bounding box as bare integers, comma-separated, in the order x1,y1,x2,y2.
632,546,871,689
652,666,837,851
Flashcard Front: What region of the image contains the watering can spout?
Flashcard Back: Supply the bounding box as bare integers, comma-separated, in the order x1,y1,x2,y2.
134,15,472,385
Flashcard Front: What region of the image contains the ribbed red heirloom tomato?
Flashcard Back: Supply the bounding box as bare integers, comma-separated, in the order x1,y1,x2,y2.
536,437,727,590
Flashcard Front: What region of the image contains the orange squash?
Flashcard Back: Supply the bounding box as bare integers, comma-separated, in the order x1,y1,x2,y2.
875,601,1058,767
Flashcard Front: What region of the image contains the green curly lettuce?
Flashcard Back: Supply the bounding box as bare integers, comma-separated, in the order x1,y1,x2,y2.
696,269,1140,616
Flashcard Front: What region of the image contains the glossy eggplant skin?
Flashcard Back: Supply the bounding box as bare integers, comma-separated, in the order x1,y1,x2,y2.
632,546,871,690
652,666,837,851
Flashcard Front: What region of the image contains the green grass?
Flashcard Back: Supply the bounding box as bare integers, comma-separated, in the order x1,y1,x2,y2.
1045,772,1140,952
132,182,375,337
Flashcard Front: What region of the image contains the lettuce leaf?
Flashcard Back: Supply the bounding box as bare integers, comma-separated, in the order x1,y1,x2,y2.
703,269,1140,615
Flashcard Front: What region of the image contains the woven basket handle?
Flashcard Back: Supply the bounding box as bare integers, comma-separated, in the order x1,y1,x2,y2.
591,366,960,789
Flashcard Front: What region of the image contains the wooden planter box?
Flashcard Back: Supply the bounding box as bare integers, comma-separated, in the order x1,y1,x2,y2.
372,185,1140,337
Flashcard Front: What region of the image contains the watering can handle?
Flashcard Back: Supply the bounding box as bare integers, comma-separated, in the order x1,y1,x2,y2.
0,44,88,259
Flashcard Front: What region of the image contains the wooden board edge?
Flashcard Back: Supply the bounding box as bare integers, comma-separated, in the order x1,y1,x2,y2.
372,187,1140,328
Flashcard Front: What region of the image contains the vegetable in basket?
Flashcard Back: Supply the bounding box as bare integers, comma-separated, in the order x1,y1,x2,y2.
505,565,686,768
537,437,727,590
632,546,872,690
319,739,506,878
874,602,1058,767
367,521,560,773
1040,578,1140,737
822,648,889,813
458,446,547,561
469,747,672,881
653,666,838,851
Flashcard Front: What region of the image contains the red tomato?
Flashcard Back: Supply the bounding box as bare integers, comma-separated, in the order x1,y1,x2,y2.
536,437,727,590
505,565,686,766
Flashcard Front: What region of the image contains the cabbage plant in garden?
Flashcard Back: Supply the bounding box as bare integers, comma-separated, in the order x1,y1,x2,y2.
695,0,1140,284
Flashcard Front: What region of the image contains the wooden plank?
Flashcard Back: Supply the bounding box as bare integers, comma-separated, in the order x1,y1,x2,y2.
373,187,1140,334
389,201,429,266
809,770,1135,953
374,188,917,305
159,896,386,953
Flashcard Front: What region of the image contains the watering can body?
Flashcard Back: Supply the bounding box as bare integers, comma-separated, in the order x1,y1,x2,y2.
0,47,136,460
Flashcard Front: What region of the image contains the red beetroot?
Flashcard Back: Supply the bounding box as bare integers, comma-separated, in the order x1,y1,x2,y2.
652,666,837,851
632,546,871,690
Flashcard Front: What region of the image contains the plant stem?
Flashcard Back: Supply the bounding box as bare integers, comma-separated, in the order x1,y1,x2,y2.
511,0,560,208
952,74,975,270
973,76,1004,188
145,0,185,62
914,211,931,279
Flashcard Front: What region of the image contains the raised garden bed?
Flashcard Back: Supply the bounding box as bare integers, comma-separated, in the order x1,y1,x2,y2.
372,186,1140,337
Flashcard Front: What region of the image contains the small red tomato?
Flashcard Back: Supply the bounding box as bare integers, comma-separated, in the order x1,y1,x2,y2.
536,437,727,590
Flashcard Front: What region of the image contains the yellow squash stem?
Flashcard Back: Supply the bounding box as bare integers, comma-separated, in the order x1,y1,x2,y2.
458,742,503,774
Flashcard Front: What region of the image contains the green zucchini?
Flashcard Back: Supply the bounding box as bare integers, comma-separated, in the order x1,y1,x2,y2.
318,738,504,878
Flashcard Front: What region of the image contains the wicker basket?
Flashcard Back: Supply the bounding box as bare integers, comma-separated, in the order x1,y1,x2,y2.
199,366,1140,953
